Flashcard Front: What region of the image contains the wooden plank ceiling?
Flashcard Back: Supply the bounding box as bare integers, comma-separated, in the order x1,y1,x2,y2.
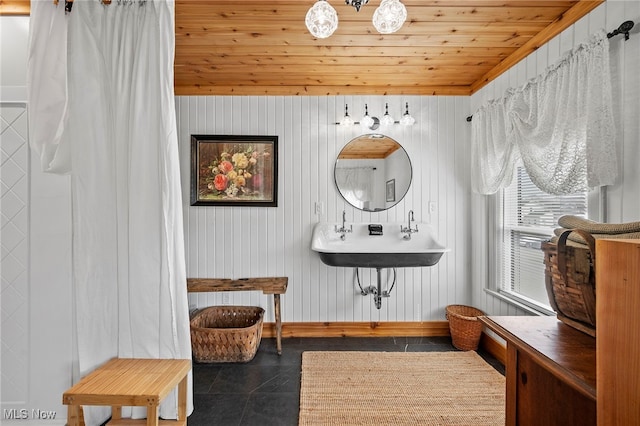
2,0,604,96
174,0,603,95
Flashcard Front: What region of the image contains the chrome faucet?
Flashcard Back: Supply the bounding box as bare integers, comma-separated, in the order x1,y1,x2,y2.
335,210,353,240
400,210,419,240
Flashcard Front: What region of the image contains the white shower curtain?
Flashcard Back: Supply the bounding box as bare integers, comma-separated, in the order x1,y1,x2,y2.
27,1,192,424
471,29,617,195
335,167,374,209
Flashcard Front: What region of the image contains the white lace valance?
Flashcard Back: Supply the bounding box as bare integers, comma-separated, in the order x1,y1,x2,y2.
471,29,617,195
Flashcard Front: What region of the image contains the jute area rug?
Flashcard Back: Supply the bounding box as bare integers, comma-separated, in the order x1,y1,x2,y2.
299,351,505,426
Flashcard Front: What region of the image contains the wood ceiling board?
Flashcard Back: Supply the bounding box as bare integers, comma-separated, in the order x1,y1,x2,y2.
0,0,30,15
174,45,515,58
175,55,504,67
175,4,572,23
174,85,474,96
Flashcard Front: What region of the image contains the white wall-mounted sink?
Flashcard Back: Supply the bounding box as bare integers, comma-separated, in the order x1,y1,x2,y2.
311,222,450,268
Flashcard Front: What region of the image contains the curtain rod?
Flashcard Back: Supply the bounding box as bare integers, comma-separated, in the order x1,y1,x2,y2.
466,20,635,123
55,0,148,13
607,20,635,41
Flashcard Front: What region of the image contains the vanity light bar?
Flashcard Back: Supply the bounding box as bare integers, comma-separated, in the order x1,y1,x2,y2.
335,103,415,128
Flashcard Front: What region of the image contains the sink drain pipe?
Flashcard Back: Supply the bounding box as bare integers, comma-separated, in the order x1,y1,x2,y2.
355,267,397,309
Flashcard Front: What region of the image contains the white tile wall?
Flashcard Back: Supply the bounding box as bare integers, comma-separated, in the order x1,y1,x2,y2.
1,103,29,404
177,96,473,322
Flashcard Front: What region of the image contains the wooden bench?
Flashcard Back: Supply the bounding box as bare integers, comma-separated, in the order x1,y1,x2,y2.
62,358,191,426
187,277,288,355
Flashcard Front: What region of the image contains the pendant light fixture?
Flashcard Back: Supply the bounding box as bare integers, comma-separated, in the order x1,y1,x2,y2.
372,0,407,34
306,0,407,38
305,0,339,39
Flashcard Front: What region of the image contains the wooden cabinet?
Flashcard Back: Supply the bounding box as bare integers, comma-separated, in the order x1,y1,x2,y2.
596,239,640,425
480,316,596,426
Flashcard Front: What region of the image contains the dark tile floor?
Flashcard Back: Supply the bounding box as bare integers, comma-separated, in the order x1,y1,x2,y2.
188,336,504,426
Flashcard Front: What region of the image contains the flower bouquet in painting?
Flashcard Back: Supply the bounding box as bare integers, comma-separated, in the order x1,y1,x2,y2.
190,135,278,206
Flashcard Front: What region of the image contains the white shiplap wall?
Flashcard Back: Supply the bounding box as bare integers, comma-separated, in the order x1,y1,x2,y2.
176,96,472,323
470,0,640,316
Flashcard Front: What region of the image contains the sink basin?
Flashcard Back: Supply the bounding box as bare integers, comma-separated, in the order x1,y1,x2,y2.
311,222,450,268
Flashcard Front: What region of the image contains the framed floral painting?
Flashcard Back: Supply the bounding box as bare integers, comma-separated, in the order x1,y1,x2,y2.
190,135,278,206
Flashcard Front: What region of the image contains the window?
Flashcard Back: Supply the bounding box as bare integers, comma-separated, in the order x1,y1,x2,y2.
498,165,588,312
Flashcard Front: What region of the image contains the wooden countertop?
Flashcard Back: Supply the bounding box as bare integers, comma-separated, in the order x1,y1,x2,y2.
480,315,596,400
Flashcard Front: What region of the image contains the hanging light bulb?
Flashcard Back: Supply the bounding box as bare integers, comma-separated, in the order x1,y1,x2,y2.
306,0,338,39
361,104,375,130
380,103,395,126
340,104,355,126
400,102,415,126
373,0,407,34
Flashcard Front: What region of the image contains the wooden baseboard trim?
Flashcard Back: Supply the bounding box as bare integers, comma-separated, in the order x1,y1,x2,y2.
479,331,506,365
262,321,450,338
260,321,505,365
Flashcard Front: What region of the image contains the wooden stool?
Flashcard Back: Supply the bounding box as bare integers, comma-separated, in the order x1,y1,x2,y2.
187,277,288,354
62,358,191,426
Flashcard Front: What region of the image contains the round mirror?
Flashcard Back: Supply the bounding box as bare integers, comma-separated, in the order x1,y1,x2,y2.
334,134,412,211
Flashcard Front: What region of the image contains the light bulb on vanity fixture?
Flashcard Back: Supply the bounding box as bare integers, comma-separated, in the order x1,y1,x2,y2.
336,103,415,129
306,0,408,38
400,102,416,126
380,103,395,127
339,104,355,126
360,104,376,130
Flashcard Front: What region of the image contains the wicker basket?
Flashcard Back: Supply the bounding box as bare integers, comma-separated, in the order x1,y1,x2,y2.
446,305,485,351
190,306,264,363
542,229,596,337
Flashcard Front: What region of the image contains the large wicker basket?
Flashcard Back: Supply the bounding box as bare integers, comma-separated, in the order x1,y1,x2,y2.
190,306,264,363
542,229,596,337
446,305,485,351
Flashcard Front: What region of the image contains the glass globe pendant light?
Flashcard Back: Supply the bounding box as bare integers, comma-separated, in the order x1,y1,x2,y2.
340,104,355,126
373,0,407,34
306,0,339,39
360,104,375,130
400,102,415,126
380,103,395,126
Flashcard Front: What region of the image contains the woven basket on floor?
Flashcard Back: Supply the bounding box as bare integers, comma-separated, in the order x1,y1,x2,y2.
446,305,485,351
190,306,264,363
